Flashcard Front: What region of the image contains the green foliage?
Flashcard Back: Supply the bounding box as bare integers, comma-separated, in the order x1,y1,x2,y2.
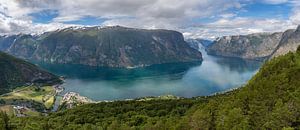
0,52,61,95
0,111,10,130
9,99,200,129
190,50,300,129
0,86,56,110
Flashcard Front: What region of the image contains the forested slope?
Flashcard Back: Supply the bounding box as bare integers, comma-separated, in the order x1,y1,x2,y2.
0,52,61,95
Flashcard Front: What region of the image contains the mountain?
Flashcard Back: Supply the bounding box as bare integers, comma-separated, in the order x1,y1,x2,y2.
5,34,39,59
0,52,61,95
5,46,300,129
186,38,213,50
0,35,18,51
206,32,283,60
271,26,300,57
0,26,202,68
206,25,300,60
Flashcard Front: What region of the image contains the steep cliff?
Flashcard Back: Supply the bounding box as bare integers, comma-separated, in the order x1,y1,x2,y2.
206,32,283,60
271,26,300,57
207,25,300,60
0,26,202,68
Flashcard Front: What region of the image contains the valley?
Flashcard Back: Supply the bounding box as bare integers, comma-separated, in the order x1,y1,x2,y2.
0,26,299,129
0,36,262,117
1,1,300,129
1,46,299,129
40,50,260,101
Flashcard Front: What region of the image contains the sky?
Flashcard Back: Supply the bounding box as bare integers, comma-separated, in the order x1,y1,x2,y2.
0,0,299,39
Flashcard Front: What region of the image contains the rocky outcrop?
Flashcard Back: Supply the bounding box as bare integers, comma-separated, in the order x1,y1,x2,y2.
0,52,62,94
271,26,300,58
0,26,202,68
206,25,300,60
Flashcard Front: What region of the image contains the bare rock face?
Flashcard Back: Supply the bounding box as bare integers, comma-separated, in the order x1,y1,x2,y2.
0,26,202,68
207,25,300,60
207,32,283,60
271,26,300,58
0,35,17,51
7,34,38,59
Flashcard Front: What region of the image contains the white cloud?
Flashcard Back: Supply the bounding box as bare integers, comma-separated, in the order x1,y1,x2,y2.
0,0,298,39
182,17,296,40
290,11,300,24
220,13,237,18
0,0,243,35
289,1,300,24
9,0,294,38
49,0,242,30
0,0,79,35
0,13,76,35
262,0,289,4
182,0,300,39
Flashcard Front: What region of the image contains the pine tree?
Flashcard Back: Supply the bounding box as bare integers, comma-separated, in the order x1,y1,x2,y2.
0,111,10,130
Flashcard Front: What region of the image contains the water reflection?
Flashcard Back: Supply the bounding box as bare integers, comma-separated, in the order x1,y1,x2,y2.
36,61,201,80
36,59,261,101
35,47,262,101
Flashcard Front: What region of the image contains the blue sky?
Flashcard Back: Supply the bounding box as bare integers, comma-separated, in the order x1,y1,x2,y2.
239,2,291,19
0,0,299,39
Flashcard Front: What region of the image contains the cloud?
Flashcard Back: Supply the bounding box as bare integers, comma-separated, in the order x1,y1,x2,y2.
0,13,76,35
261,0,289,4
290,10,300,24
182,0,300,39
0,0,244,35
47,0,241,30
289,1,300,24
182,17,296,40
0,0,79,34
0,0,243,34
0,0,298,39
220,13,237,18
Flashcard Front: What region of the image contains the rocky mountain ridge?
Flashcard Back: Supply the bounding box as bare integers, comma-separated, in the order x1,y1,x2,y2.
206,25,300,60
0,26,202,68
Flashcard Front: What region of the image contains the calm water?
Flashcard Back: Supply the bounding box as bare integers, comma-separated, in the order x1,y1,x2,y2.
36,47,262,101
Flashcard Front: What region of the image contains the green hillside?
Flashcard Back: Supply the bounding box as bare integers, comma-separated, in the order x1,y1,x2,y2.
0,52,61,95
1,47,300,129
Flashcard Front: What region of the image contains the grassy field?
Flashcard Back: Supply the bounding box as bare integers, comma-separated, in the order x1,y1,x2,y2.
22,108,40,116
0,105,15,115
0,86,56,109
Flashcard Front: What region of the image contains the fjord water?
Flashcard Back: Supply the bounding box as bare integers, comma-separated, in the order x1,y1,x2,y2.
37,46,261,101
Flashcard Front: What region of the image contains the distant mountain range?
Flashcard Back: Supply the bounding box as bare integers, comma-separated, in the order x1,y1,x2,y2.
0,26,202,68
185,39,213,50
0,52,61,95
206,25,300,60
